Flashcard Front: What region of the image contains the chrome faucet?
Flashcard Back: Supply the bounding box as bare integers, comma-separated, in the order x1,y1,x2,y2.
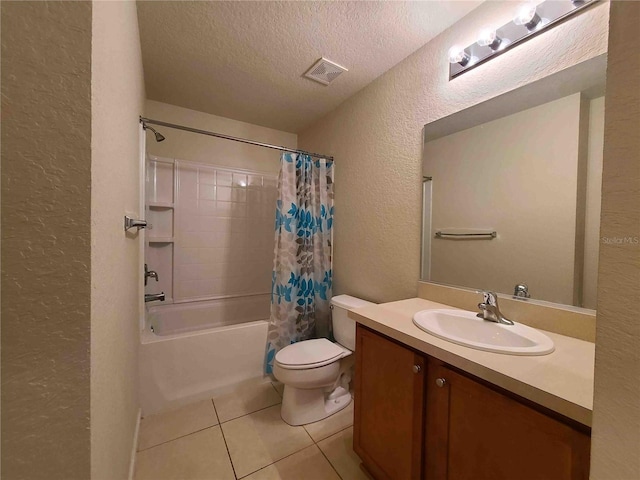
514,283,530,298
477,291,514,325
145,292,165,303
144,263,159,286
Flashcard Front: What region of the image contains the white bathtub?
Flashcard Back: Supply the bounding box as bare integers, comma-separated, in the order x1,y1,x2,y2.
139,295,270,415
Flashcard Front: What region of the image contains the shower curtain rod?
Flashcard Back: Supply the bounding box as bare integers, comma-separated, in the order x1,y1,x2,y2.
140,117,334,161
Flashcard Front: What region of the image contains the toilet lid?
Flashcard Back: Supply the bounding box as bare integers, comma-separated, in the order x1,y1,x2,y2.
275,338,346,368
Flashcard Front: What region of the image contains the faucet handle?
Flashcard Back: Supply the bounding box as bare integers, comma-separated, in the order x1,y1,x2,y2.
479,291,498,306
144,263,159,286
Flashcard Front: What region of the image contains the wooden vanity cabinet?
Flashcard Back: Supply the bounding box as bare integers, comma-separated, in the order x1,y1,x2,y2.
426,361,591,480
354,325,426,480
354,325,591,480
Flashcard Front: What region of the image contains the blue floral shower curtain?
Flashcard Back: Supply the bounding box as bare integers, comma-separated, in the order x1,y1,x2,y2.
265,153,334,374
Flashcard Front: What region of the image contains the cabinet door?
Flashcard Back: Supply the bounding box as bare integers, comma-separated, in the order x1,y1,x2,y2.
425,362,591,480
354,325,425,480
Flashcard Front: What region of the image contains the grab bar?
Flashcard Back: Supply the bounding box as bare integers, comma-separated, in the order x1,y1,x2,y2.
435,231,497,239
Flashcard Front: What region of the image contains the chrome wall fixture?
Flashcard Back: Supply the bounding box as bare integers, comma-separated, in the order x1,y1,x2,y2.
448,0,598,79
124,215,147,232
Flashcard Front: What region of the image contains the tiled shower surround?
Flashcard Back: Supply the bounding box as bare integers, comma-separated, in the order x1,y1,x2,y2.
145,156,277,304
173,160,277,301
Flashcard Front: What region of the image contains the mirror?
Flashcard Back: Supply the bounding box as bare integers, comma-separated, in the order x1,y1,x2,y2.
421,55,606,310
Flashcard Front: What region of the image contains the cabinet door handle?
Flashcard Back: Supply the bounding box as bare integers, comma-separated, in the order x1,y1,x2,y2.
435,378,447,388
412,364,422,374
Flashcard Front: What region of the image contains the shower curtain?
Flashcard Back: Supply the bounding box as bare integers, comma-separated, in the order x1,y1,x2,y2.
265,153,334,374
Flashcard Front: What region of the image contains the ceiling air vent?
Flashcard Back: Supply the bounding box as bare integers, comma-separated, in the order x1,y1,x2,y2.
304,58,348,86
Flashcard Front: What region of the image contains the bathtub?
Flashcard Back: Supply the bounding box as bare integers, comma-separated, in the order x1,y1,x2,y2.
139,294,270,415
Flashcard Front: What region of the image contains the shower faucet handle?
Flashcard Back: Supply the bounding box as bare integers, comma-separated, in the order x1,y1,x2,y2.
124,215,147,232
144,263,159,286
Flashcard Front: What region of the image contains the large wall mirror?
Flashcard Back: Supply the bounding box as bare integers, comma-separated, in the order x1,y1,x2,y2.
421,55,606,310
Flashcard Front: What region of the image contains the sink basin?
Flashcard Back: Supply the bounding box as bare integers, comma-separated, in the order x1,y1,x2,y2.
413,309,554,355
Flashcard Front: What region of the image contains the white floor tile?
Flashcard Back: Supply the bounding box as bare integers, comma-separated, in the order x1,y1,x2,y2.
242,445,340,480
214,381,281,423
317,427,370,480
138,399,218,451
221,405,313,478
135,426,234,480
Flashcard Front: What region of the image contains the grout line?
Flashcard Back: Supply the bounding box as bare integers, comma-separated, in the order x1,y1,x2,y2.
218,401,282,425
312,420,354,480
314,423,354,446
236,444,319,480
136,399,222,452
211,397,221,425
308,416,354,480
215,399,240,480
317,443,345,480
137,424,219,452
235,460,274,479
270,381,283,399
232,405,317,479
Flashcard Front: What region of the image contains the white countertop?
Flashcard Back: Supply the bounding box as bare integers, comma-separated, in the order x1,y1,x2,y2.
349,298,595,427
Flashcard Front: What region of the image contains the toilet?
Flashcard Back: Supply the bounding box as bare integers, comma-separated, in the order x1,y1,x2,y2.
273,294,375,426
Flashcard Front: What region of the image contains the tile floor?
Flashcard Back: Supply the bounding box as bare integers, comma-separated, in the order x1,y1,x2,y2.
134,380,370,480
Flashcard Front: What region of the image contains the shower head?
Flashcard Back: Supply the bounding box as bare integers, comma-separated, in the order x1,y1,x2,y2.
152,129,165,142
143,124,165,142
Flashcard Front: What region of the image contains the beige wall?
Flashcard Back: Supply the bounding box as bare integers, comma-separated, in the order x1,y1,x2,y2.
591,2,640,478
425,94,583,306
91,1,146,478
298,1,609,303
145,100,297,175
1,2,92,478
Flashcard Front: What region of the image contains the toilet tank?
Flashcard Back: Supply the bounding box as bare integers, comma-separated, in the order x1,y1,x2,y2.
331,295,375,351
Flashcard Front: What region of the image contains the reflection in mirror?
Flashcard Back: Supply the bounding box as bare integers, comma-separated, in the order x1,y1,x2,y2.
421,55,606,309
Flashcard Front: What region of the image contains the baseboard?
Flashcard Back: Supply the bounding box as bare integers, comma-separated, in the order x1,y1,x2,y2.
128,408,142,480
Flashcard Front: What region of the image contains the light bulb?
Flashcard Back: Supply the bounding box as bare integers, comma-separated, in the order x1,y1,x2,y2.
476,29,502,51
448,46,470,67
513,5,542,31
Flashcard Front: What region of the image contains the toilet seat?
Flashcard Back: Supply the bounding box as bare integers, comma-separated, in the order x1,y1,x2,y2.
275,338,351,370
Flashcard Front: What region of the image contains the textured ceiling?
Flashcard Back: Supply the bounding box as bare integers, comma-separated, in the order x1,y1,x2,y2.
137,1,482,133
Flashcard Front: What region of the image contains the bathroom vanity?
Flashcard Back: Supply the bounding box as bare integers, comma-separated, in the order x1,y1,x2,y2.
350,298,594,480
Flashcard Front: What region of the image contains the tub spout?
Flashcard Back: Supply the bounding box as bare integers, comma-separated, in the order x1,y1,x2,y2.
145,292,165,303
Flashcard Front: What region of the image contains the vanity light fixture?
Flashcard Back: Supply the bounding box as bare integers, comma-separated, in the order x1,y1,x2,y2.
448,0,599,80
448,46,471,67
476,29,502,51
513,5,542,31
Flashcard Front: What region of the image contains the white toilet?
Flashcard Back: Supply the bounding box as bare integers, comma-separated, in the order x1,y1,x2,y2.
273,294,374,426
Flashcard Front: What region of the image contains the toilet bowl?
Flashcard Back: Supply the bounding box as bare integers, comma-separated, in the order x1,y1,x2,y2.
273,295,374,426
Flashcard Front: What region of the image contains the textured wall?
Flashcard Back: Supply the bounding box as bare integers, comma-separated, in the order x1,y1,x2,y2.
91,1,146,478
1,2,92,478
145,99,296,175
591,3,640,478
298,1,609,303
